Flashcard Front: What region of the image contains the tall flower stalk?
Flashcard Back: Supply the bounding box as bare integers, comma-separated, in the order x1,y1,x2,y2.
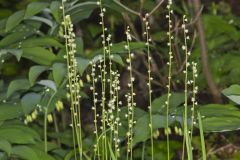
61,0,83,159
165,1,174,159
97,0,108,158
143,14,154,160
182,15,193,160
125,26,136,160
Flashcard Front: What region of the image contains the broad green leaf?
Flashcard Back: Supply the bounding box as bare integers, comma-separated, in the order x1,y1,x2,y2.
12,146,40,160
31,147,55,160
111,54,124,66
66,2,98,24
52,63,67,86
50,1,61,23
5,10,25,32
76,57,90,75
22,47,56,65
28,16,53,27
0,103,23,121
201,116,240,132
152,93,185,113
133,114,175,144
198,104,240,118
0,49,22,61
117,107,146,137
222,85,240,104
24,2,49,19
21,92,41,114
38,80,57,92
2,125,40,140
7,79,30,98
29,65,49,86
0,31,33,47
0,140,11,156
0,128,36,144
22,37,63,48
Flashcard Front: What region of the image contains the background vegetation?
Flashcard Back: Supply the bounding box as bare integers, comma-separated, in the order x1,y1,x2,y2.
1,0,240,159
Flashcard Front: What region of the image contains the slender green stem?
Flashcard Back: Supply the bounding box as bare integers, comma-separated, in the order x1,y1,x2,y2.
198,111,206,160
166,1,173,159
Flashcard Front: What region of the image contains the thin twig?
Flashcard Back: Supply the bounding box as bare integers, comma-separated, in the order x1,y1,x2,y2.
149,0,164,16
113,0,140,16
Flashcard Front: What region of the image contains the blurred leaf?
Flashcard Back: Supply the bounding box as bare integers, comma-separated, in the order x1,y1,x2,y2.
28,16,53,27
152,93,185,114
50,1,62,23
38,80,57,92
31,147,55,160
76,57,90,76
111,54,124,66
201,116,240,132
5,10,25,32
222,85,240,104
29,65,49,86
12,146,40,160
0,103,23,121
133,114,175,144
66,2,98,24
24,2,49,19
0,140,11,156
0,31,33,48
76,37,84,55
0,127,36,144
0,49,22,61
22,37,63,48
52,63,67,86
22,47,57,66
21,92,41,114
198,104,240,118
7,79,30,98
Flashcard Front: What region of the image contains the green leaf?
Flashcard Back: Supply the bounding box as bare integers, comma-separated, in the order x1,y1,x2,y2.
52,63,67,87
22,47,57,66
28,16,53,27
0,128,36,144
0,140,11,156
111,54,124,66
7,79,30,98
76,57,90,76
32,148,55,160
201,116,240,132
21,92,41,114
152,93,185,114
38,80,57,92
29,65,49,86
66,2,98,24
133,114,175,144
222,85,240,104
50,1,61,23
76,37,84,55
198,104,240,118
0,103,23,121
22,37,63,48
24,2,49,19
12,146,40,160
5,10,25,32
0,49,22,61
0,31,33,48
